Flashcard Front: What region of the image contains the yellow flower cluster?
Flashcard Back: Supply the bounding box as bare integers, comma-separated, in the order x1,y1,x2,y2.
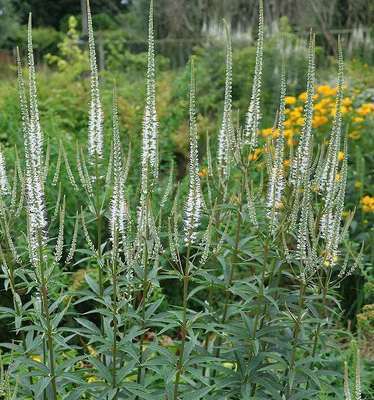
356,102,374,116
199,167,208,177
361,195,374,213
260,84,374,143
248,148,262,161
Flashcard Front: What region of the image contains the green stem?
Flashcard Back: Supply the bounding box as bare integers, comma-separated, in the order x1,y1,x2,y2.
136,236,149,388
173,245,191,400
250,241,272,395
285,282,306,398
111,233,119,398
94,155,105,337
38,233,57,400
214,187,243,361
306,271,330,389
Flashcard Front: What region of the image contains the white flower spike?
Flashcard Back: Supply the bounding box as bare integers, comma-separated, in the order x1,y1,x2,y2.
184,58,203,245
87,0,104,160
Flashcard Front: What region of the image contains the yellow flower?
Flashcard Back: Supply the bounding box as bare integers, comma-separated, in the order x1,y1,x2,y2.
272,128,280,138
317,85,337,97
285,96,296,105
290,111,302,122
31,355,42,363
298,92,307,102
338,151,345,161
261,128,273,137
312,115,329,128
361,195,374,213
248,148,261,161
284,129,294,138
199,167,208,177
296,117,305,126
342,97,352,107
354,180,362,189
335,173,341,182
341,106,350,114
356,103,374,116
283,159,291,167
353,116,364,123
348,130,361,140
284,119,292,128
314,100,331,114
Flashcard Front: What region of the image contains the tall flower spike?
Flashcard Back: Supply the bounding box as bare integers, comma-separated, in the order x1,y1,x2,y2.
289,33,315,233
217,20,233,177
320,38,345,249
0,147,9,196
18,22,47,268
319,39,344,193
184,58,203,245
27,14,43,169
244,0,264,148
87,0,104,160
141,0,158,180
110,87,128,246
291,32,316,186
343,362,352,400
267,65,286,233
138,0,158,233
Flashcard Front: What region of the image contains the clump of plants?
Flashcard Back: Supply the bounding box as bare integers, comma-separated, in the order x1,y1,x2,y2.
0,0,366,399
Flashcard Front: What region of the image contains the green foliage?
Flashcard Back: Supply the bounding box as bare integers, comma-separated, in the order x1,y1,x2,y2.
0,0,20,48
45,16,88,75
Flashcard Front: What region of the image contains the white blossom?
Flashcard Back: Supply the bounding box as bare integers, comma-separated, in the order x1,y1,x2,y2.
184,58,203,244
87,0,104,160
17,19,47,268
343,362,351,400
217,20,233,177
54,197,65,262
110,89,128,246
267,66,286,232
291,33,316,187
138,0,158,232
289,33,315,235
244,0,264,149
66,211,79,264
142,0,158,179
0,148,9,196
320,40,345,260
